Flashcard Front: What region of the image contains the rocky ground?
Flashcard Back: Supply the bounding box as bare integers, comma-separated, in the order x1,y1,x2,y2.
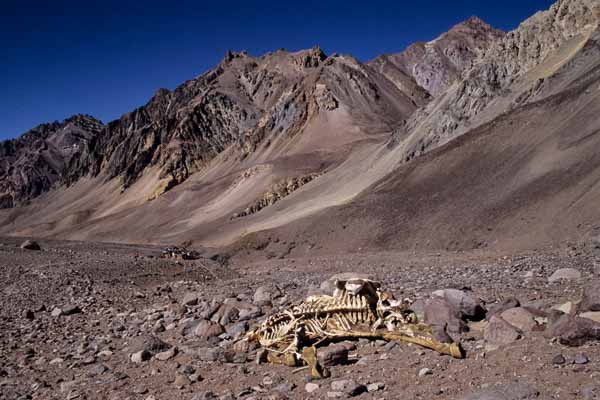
1,237,600,400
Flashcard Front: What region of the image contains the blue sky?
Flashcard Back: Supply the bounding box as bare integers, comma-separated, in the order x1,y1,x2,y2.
0,0,555,140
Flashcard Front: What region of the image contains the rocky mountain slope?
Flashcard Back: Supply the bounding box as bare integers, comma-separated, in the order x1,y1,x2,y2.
2,0,600,253
369,17,504,97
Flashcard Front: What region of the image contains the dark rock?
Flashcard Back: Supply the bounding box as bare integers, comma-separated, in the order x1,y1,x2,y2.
551,354,566,365
545,312,600,346
317,344,349,367
580,280,600,312
20,240,41,250
431,289,486,320
131,335,171,355
62,305,82,316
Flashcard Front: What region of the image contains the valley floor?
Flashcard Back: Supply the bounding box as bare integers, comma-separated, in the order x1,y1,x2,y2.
1,237,599,399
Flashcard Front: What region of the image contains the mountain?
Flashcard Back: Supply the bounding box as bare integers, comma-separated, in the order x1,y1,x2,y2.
369,17,504,97
2,0,600,253
0,115,104,208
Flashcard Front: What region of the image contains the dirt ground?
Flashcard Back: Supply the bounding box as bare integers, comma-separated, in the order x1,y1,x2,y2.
1,236,599,400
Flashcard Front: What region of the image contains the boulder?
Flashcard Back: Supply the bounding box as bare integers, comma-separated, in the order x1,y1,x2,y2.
500,308,539,332
424,298,468,342
580,280,600,312
431,289,486,320
545,312,600,346
548,268,581,283
20,240,41,250
484,316,521,351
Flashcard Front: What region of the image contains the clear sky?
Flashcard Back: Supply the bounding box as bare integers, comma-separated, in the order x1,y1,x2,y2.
0,0,555,140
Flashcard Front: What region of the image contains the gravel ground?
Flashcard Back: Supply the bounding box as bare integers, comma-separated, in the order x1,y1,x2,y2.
1,237,599,400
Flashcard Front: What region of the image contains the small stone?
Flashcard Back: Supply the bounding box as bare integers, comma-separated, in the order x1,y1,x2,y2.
367,382,385,392
194,319,225,339
418,368,433,377
20,240,41,250
552,354,566,365
318,344,349,367
131,350,152,363
133,386,148,394
552,301,577,315
62,305,82,316
574,353,589,365
174,373,191,389
548,268,581,283
330,379,365,397
23,310,35,320
191,392,217,400
182,292,200,307
579,311,600,323
306,383,320,393
155,347,177,361
51,307,63,317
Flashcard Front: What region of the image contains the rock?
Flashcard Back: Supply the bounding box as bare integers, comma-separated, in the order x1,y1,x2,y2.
305,383,320,393
431,288,486,320
155,347,177,361
131,335,171,355
20,240,41,250
551,354,566,365
500,307,538,332
51,307,63,317
174,373,191,389
579,311,600,323
487,298,520,318
317,344,349,367
418,368,433,377
483,316,521,351
574,353,589,364
460,383,539,400
548,268,581,283
366,382,385,392
196,347,223,362
545,312,600,346
253,285,281,306
131,350,152,363
182,292,200,307
424,298,468,341
194,320,225,339
580,280,600,312
191,392,218,400
62,305,82,316
551,301,577,315
330,380,365,397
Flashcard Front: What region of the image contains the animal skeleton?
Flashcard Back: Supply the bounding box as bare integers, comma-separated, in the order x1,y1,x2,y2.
245,278,464,378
